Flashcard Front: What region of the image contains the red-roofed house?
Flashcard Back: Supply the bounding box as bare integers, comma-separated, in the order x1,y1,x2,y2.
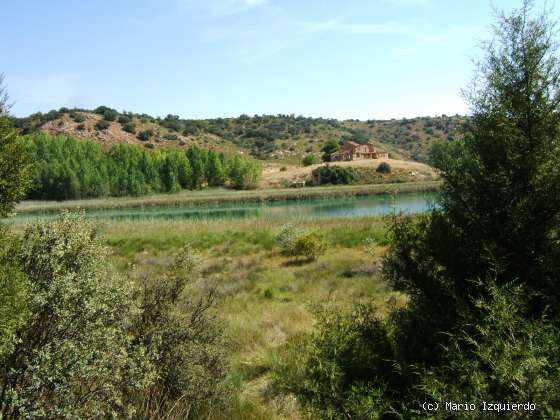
332,141,389,161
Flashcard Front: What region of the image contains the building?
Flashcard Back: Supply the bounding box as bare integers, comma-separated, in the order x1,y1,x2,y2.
332,141,389,161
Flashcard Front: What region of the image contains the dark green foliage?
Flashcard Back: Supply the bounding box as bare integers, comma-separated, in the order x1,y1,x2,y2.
186,146,207,189
94,105,117,121
311,165,358,185
69,111,85,123
206,150,226,187
321,139,340,162
376,161,391,173
302,154,317,166
94,119,110,130
122,121,136,134
0,117,32,216
292,3,560,418
137,129,153,141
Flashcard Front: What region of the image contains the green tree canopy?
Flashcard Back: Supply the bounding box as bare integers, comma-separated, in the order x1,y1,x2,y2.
321,139,340,162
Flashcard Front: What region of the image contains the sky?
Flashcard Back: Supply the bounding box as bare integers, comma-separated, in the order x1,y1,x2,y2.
0,0,553,120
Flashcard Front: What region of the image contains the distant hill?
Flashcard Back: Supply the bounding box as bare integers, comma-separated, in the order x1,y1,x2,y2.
12,106,467,163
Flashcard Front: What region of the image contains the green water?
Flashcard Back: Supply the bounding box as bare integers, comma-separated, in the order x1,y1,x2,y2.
12,192,438,223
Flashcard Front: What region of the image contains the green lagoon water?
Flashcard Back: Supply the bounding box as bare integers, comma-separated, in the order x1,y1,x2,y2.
12,192,438,223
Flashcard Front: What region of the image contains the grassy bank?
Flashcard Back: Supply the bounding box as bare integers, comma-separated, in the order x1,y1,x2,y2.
16,181,441,214
100,215,402,419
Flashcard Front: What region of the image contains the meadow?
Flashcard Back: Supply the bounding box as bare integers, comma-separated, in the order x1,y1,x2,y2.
100,215,404,419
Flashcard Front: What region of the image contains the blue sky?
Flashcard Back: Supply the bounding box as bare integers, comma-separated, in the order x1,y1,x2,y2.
1,0,549,119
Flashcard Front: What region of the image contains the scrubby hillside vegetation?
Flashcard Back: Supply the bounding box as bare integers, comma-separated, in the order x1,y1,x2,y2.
11,107,465,163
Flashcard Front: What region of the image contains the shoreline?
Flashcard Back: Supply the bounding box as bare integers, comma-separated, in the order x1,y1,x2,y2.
15,181,442,214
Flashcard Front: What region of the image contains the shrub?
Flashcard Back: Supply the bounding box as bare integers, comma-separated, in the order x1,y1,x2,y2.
302,154,317,166
94,106,117,121
122,121,136,134
69,111,85,123
137,129,153,142
276,224,327,261
311,165,358,185
0,214,153,418
293,233,327,261
264,288,274,299
276,223,303,256
279,166,287,172
376,161,391,174
76,123,85,131
132,245,227,417
95,119,110,130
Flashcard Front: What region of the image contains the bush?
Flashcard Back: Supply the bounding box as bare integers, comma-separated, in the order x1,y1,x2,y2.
76,123,85,131
122,121,136,134
276,224,327,261
311,165,359,185
0,214,153,417
95,119,110,130
302,154,317,166
69,111,85,123
137,129,153,142
132,245,227,417
376,161,391,173
293,233,327,261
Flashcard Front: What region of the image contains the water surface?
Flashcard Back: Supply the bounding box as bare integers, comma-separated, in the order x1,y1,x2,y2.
11,191,438,223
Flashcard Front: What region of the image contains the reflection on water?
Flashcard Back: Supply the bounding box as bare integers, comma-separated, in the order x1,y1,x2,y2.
13,192,438,223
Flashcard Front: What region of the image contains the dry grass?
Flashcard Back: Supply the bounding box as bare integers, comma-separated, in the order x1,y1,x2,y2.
262,158,437,187
97,215,403,419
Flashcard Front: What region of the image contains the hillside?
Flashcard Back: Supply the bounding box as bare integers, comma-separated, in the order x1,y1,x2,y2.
12,107,467,163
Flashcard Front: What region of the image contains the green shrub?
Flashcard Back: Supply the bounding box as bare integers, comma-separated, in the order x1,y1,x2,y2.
376,161,391,173
69,111,85,123
137,129,153,141
276,224,327,261
276,223,303,256
302,154,317,166
264,288,274,299
311,165,358,185
293,233,327,261
0,214,153,417
122,121,136,134
95,119,110,130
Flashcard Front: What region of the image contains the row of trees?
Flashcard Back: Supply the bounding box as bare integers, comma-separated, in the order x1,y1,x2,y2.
27,134,261,200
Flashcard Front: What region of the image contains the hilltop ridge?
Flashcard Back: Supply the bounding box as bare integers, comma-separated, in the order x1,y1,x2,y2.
12,106,467,163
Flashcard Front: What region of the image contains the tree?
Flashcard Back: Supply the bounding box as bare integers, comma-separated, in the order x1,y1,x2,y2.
321,139,340,162
206,150,226,187
293,3,560,417
227,155,261,190
0,80,32,216
187,146,206,189
0,214,153,418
